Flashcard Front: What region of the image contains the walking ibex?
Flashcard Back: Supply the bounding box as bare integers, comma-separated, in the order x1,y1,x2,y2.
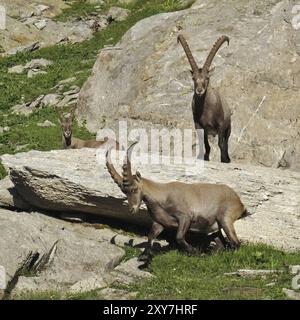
178,34,231,163
56,106,119,149
106,142,249,262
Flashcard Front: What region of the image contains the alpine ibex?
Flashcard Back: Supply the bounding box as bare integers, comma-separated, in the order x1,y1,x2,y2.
106,142,249,261
56,106,119,149
178,34,231,163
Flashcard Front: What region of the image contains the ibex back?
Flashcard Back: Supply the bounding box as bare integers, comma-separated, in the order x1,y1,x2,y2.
106,142,249,262
178,34,231,163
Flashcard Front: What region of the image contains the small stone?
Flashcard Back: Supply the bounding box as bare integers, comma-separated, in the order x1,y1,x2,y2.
224,269,283,278
41,94,62,107
222,286,262,297
265,282,276,287
59,77,77,85
29,95,45,109
111,258,153,285
100,288,138,300
117,0,135,4
37,120,56,128
35,5,50,13
69,275,107,294
11,104,33,116
15,144,30,152
8,65,25,74
27,70,47,78
7,42,40,56
63,86,80,96
57,94,79,107
289,265,300,274
33,19,47,30
25,58,53,70
87,0,105,4
282,288,300,300
107,7,130,22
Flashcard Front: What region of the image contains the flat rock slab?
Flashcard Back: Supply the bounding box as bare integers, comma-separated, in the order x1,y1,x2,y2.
0,208,125,296
1,148,300,252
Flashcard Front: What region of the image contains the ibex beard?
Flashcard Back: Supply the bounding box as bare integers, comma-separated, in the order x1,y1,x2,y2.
106,141,250,262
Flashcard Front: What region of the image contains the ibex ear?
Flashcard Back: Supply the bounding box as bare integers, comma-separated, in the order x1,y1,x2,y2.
135,171,142,181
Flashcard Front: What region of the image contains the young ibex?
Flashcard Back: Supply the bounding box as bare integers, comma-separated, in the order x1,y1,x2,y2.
178,34,231,163
56,106,119,149
106,142,249,261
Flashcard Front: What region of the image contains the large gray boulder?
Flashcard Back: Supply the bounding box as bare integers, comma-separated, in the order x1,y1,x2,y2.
1,149,299,251
77,0,300,171
0,208,124,297
0,206,155,297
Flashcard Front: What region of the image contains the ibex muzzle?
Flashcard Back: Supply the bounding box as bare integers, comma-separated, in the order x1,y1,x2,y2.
106,142,249,262
178,34,231,163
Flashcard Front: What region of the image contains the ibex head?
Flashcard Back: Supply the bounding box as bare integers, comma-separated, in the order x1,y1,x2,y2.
106,141,143,214
56,106,76,141
178,34,229,97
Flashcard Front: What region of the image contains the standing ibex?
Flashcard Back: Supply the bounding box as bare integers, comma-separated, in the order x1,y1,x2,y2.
106,142,249,262
178,34,231,163
56,106,119,149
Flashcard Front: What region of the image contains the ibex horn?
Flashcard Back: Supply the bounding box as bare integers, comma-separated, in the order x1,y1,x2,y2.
202,35,229,73
122,141,138,189
106,147,123,189
177,34,200,75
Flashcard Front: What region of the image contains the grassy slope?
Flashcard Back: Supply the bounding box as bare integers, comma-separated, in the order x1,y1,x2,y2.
1,1,299,300
0,0,194,178
14,243,300,300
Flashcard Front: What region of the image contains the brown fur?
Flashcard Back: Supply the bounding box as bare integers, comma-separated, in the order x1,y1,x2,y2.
56,106,119,150
106,142,247,262
178,34,231,163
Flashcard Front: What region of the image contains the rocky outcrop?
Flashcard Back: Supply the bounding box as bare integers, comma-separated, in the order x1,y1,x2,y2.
0,149,299,251
0,0,109,55
0,207,154,298
77,0,300,171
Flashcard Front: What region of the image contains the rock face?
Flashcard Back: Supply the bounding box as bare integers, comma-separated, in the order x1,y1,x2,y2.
0,207,153,298
77,0,300,171
0,0,108,55
1,149,299,251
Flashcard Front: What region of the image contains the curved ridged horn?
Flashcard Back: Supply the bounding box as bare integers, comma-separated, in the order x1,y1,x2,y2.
177,34,199,75
202,35,229,73
122,141,138,188
106,147,123,189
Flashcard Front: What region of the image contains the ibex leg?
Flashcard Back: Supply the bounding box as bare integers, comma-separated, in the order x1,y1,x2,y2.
204,131,211,161
218,128,231,163
176,216,194,253
138,222,164,262
218,217,240,250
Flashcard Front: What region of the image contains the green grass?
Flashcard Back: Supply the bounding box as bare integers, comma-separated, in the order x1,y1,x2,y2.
124,243,300,300
0,0,195,179
11,243,300,300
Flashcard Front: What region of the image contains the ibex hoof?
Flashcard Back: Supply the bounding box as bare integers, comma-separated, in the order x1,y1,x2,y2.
221,158,231,163
138,252,153,262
